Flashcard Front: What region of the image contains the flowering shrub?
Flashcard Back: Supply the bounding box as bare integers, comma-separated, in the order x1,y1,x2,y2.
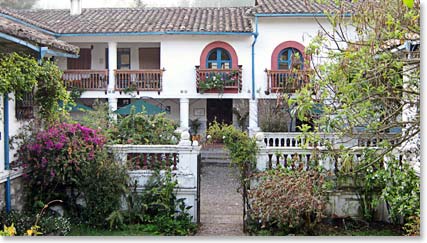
18,123,106,210
198,71,238,94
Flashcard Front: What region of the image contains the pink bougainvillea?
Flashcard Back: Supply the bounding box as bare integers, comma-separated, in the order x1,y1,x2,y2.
17,123,107,204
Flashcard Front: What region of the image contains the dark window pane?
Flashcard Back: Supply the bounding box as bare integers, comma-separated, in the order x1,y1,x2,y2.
221,50,231,60
208,51,217,61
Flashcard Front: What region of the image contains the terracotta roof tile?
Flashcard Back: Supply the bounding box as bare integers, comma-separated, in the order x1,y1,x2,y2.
250,0,345,15
8,7,253,34
0,15,79,54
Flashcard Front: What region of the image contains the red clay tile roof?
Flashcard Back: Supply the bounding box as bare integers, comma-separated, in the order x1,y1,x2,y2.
8,7,253,34
0,1,350,36
250,0,344,15
0,15,79,54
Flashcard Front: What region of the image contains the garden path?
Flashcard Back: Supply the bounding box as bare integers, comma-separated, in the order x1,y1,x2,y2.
196,163,245,236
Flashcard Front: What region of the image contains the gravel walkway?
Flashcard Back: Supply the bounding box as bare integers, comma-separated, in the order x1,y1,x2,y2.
196,163,245,236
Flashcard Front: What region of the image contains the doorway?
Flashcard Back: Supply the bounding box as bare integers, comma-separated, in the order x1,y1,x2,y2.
206,99,233,127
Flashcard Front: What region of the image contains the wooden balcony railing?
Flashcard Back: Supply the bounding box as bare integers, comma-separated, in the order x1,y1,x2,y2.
196,65,242,94
115,69,164,92
265,69,311,93
63,70,108,91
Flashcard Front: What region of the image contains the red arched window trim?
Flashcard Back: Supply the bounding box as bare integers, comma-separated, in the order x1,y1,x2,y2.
271,41,310,70
200,41,239,69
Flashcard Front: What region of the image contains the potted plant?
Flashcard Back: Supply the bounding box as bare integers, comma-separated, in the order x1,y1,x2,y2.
198,72,238,94
189,118,202,142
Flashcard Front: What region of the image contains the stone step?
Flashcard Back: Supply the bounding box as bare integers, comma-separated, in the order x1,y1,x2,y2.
202,159,231,164
201,154,230,159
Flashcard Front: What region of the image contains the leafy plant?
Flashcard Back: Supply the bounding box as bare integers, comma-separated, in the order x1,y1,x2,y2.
78,150,128,228
0,224,16,236
0,200,69,236
198,71,238,94
107,170,196,235
78,100,116,139
69,86,83,102
0,52,39,99
38,214,71,236
247,167,326,235
123,83,138,95
110,108,179,145
189,118,201,135
35,60,71,123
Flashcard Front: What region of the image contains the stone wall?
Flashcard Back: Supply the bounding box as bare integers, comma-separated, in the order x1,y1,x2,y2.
0,174,25,212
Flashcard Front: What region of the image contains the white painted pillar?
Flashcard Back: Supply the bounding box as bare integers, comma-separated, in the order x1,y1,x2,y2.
108,97,118,121
248,99,260,136
108,42,117,92
179,98,190,131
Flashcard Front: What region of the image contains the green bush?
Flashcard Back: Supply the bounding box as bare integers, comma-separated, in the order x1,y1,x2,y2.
0,210,71,236
110,110,179,145
0,210,33,236
78,150,128,228
247,167,326,235
107,170,196,236
38,213,71,236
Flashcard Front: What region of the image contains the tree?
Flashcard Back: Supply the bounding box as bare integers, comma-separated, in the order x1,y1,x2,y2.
290,0,420,232
293,0,419,163
0,0,36,9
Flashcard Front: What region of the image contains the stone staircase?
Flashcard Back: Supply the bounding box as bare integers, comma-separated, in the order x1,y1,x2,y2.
201,144,231,164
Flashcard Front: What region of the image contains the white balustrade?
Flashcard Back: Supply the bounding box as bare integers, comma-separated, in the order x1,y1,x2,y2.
108,131,201,222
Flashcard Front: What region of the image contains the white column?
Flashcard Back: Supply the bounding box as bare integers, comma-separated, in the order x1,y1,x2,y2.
248,99,260,136
108,97,118,121
108,42,117,92
179,98,190,131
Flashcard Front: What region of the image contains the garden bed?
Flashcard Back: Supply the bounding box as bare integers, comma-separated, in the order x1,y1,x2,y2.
315,219,404,236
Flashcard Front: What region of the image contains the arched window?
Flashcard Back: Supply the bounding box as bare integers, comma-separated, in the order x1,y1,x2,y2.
271,41,307,70
206,48,232,69
200,41,239,69
278,48,304,70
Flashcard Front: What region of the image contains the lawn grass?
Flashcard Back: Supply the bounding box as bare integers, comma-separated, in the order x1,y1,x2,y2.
69,224,163,236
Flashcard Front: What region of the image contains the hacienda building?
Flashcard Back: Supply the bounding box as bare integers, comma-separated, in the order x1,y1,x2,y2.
0,0,335,140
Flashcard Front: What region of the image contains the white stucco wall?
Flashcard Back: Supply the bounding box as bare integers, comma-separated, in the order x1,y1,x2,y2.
4,95,30,164
254,17,330,99
59,35,254,100
57,17,331,102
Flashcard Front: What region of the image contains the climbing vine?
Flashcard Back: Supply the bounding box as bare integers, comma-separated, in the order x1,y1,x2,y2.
0,53,70,123
0,53,39,100
35,61,70,123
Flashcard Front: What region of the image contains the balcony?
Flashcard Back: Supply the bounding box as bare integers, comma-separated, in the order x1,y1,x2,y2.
196,66,242,94
63,70,109,91
115,69,164,93
265,69,311,94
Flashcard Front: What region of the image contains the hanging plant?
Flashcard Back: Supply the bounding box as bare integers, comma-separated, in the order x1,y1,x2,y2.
199,71,238,94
